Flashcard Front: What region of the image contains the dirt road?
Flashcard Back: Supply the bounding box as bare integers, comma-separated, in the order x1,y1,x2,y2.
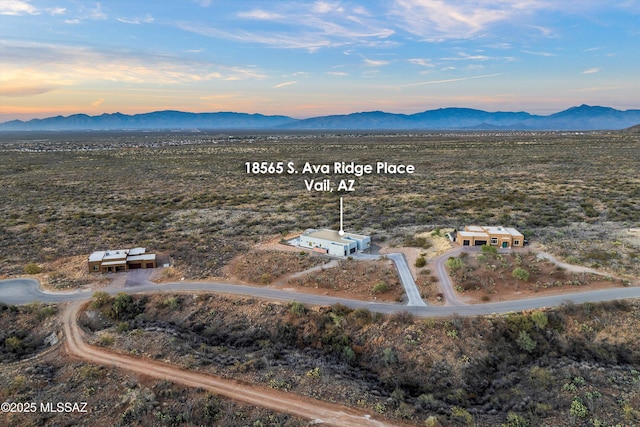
62,301,409,427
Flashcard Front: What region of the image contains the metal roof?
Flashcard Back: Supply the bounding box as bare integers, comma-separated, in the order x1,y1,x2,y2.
127,254,156,261
88,251,106,262
103,250,129,260
304,229,368,244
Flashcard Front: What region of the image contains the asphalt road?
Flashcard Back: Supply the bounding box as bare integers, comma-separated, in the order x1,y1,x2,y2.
3,277,640,318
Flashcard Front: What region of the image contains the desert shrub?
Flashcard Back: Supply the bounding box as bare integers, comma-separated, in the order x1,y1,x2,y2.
4,336,23,353
450,406,473,425
79,364,103,380
259,273,272,285
506,313,534,334
24,262,41,274
34,304,57,320
531,311,548,329
117,321,130,333
504,411,528,427
341,345,356,363
349,308,373,324
481,245,498,257
382,347,399,367
329,303,352,317
373,282,390,293
529,366,555,390
289,301,306,315
161,296,180,310
404,235,433,249
109,292,142,320
516,330,537,353
9,375,28,393
415,256,427,268
512,267,530,282
446,257,464,271
91,291,113,309
202,393,222,422
99,334,114,346
570,398,588,419
416,237,432,249
390,311,413,325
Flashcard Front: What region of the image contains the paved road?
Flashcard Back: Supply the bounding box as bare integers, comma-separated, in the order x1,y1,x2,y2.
0,278,92,305
3,277,640,318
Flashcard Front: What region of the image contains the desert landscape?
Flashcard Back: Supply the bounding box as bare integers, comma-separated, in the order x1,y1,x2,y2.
1,130,639,426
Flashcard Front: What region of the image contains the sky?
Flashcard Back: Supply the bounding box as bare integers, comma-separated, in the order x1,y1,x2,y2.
1,0,639,121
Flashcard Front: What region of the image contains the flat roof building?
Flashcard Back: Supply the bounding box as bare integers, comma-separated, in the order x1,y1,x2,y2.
456,226,524,249
88,247,157,273
299,229,371,257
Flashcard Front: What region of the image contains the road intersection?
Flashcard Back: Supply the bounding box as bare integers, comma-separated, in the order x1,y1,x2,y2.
1,244,639,315
2,274,640,318
2,251,639,426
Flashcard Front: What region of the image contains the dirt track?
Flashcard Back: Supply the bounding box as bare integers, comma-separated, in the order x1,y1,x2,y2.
62,301,408,427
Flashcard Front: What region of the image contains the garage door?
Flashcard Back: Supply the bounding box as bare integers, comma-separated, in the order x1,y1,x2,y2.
474,240,487,246
129,263,142,269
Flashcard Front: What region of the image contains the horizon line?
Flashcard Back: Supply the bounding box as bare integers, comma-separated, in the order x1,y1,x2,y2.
3,103,639,125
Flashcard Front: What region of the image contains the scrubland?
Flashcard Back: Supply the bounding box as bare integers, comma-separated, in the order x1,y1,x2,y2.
2,294,639,426
1,131,639,425
1,131,638,283
446,248,630,303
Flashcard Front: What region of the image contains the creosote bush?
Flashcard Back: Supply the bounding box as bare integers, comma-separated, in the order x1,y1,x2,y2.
446,257,464,270
24,262,42,274
289,301,306,315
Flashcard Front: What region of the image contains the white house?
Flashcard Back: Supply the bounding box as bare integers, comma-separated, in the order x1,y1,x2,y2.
299,229,371,257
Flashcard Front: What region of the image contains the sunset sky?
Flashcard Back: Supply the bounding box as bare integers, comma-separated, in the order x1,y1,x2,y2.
1,0,639,121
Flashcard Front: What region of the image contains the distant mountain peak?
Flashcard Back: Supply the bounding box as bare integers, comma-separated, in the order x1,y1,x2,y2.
563,104,618,112
1,105,639,131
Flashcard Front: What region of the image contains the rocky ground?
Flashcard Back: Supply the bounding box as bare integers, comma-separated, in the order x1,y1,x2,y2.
0,356,309,427
73,293,640,426
2,291,640,426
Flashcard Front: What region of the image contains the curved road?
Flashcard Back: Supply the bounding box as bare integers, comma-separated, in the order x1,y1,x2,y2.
433,247,467,306
2,277,640,317
3,272,640,426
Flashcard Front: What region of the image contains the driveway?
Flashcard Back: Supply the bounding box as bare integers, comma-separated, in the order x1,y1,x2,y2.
353,252,427,306
432,246,467,306
124,268,156,287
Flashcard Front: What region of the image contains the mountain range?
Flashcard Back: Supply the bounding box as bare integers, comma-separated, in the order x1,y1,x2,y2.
1,105,639,131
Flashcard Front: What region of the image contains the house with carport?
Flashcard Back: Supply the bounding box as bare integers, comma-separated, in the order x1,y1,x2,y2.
88,247,157,273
